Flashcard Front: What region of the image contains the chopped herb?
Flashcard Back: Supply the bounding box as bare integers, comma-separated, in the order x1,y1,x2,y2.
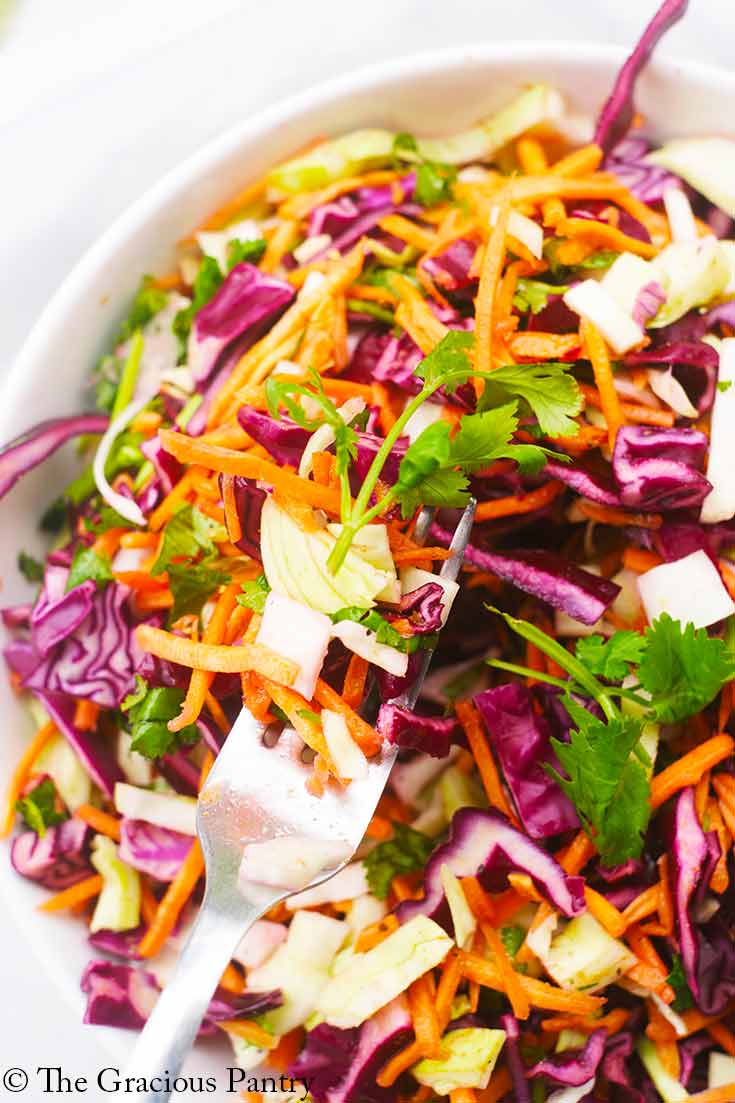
667,953,695,1012
513,277,569,315
151,504,225,577
122,678,199,758
718,380,732,393
167,559,231,623
172,256,224,352
575,632,647,683
66,545,114,592
18,551,44,583
16,778,67,837
117,276,168,345
364,822,435,899
227,238,267,271
237,574,271,613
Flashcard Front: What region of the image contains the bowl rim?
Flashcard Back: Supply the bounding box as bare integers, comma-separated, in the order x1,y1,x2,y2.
4,36,735,1061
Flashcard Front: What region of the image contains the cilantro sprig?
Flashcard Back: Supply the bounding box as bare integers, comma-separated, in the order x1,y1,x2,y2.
392,132,457,206
290,331,579,574
488,607,735,864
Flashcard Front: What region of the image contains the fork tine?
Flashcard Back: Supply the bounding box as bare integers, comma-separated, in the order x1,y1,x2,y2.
393,499,476,710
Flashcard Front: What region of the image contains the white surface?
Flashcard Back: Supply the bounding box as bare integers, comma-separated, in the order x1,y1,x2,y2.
0,0,730,1090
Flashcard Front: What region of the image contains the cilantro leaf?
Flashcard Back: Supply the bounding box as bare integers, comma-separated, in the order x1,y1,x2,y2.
513,278,569,315
637,614,735,723
478,362,582,438
227,238,266,271
122,681,199,759
414,330,475,390
392,132,456,206
364,822,434,899
66,545,114,592
330,606,436,654
576,249,619,271
85,505,137,535
151,504,225,577
500,925,526,959
718,380,732,394
117,276,168,345
237,574,271,613
172,256,224,351
575,631,647,682
18,551,44,583
548,700,651,864
16,778,67,837
167,559,231,623
667,953,695,1012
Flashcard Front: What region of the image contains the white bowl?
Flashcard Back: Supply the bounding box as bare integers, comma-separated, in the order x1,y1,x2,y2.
1,41,733,1077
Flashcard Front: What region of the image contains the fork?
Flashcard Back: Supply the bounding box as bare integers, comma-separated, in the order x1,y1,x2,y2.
128,501,476,1100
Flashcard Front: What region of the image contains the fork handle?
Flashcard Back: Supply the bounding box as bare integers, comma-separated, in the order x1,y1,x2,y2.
125,899,259,1100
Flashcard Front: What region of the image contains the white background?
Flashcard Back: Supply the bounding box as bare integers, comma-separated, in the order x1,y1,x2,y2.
0,0,728,1085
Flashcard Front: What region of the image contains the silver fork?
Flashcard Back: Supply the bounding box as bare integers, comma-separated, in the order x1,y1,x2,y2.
128,501,476,1100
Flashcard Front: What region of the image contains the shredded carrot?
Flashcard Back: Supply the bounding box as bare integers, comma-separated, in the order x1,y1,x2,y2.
474,196,510,374
656,1039,681,1079
558,830,597,875
408,973,442,1057
219,1019,277,1048
38,874,103,912
219,961,245,995
507,872,544,902
120,531,159,549
558,216,658,258
366,814,393,841
508,332,581,361
169,582,241,732
268,1028,305,1071
313,678,382,756
74,804,121,842
551,145,604,177
580,319,625,449
449,1090,477,1103
578,500,662,530
585,886,627,938
221,473,243,544
378,214,436,252
342,654,369,710
261,220,300,274
541,1008,630,1035
621,884,660,928
622,547,664,573
92,527,125,559
582,384,675,428
516,137,549,174
435,948,463,1023
354,915,399,953
686,1087,735,1103
73,699,100,732
377,1039,424,1087
474,481,565,522
135,624,298,683
1,719,57,838
652,736,735,809
393,283,448,354
476,1068,512,1103
455,701,516,820
138,840,204,958
159,431,345,516
706,798,730,894
392,546,452,564
707,1020,735,1056
209,243,366,425
459,951,603,1013
484,922,531,1020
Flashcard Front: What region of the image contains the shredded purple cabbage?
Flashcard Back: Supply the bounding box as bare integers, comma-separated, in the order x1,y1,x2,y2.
594,0,690,153
431,522,620,625
612,424,711,511
118,820,191,882
377,704,460,759
396,807,586,928
474,683,579,839
0,414,109,502
188,263,294,385
11,819,93,890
